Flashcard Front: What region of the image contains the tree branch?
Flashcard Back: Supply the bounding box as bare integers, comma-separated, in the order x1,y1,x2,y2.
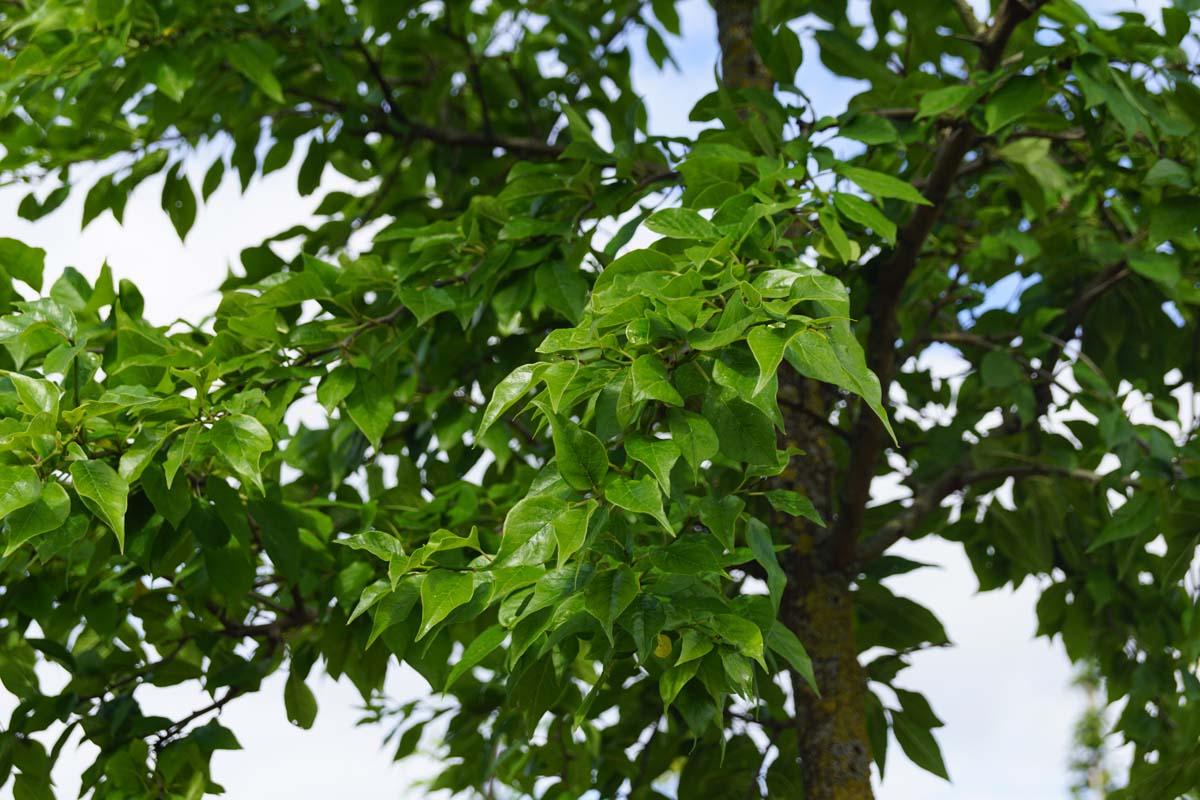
153,688,245,750
353,40,562,157
855,463,1111,565
855,257,1135,566
833,0,1047,566
1031,262,1130,416
952,0,985,37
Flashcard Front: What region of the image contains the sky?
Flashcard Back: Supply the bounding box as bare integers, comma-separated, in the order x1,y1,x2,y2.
0,0,1179,798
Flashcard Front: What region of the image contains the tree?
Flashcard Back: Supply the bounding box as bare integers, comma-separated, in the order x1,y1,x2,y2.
1070,661,1115,800
0,0,1197,797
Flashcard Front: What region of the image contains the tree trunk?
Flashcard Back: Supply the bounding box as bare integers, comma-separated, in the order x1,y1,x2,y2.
782,566,874,799
712,1,876,797
774,372,875,799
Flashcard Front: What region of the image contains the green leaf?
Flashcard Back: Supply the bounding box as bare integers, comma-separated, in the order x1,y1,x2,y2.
202,157,226,200
444,624,507,690
818,207,852,263
592,248,675,300
163,425,199,489
747,518,785,610
649,537,722,575
70,459,128,549
4,482,70,555
840,114,899,145
284,675,318,729
984,75,1044,134
478,364,539,437
497,495,573,567
535,261,589,324
162,164,197,240
0,238,46,291
552,501,595,569
765,489,824,526
226,40,285,103
668,409,719,474
766,623,817,692
345,372,393,447
418,570,475,640
748,324,795,396
625,435,680,494
631,354,684,406
348,580,391,624
1129,253,1181,286
154,50,195,102
980,351,1023,388
550,415,609,492
211,414,273,494
699,494,743,551
895,688,944,729
118,431,165,483
916,85,978,119
835,165,931,206
892,709,950,780
1088,492,1156,551
715,614,765,667
604,474,672,533
645,208,720,240
0,465,41,519
141,464,191,528
336,530,406,562
660,659,701,707
1144,158,1192,189
709,398,777,466
787,327,895,443
585,565,639,640
676,629,713,665
865,692,889,778
3,371,60,418
317,364,357,412
833,194,897,245
857,583,949,648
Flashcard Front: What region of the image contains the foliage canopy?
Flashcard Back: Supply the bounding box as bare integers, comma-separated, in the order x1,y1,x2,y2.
1,0,1200,797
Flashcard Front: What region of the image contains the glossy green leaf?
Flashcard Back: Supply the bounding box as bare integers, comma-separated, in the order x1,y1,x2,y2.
747,518,785,610
645,208,720,240
478,364,539,437
631,354,684,406
211,414,273,493
835,165,931,206
284,675,318,729
604,475,671,533
625,435,680,494
764,489,824,526
3,482,70,555
418,570,475,640
669,409,719,474
550,415,609,491
585,565,639,640
767,623,817,692
69,459,128,549
0,465,41,520
444,623,507,690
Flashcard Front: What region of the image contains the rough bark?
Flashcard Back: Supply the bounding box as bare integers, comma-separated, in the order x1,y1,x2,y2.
775,375,874,800
712,1,875,797
782,564,873,800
